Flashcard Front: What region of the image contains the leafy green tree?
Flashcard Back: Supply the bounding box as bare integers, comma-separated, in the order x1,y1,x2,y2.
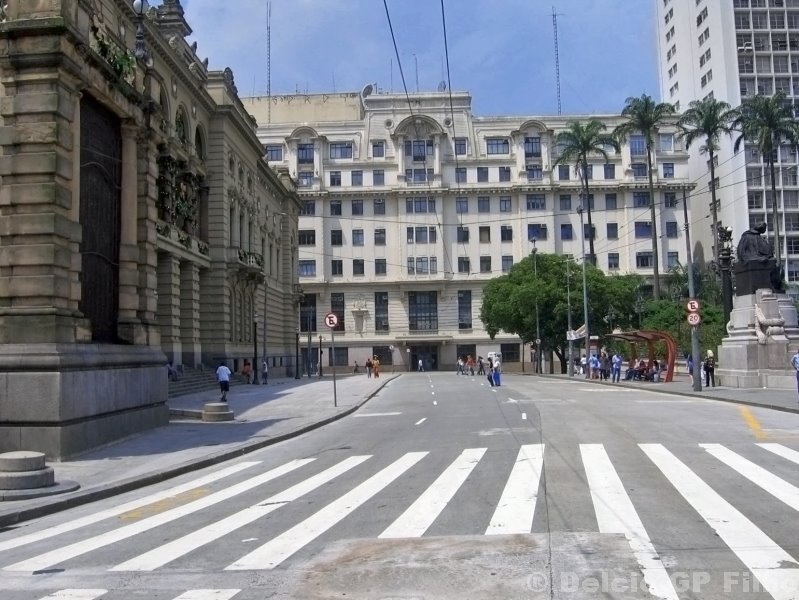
733,92,799,267
553,120,618,264
677,98,739,262
614,94,676,300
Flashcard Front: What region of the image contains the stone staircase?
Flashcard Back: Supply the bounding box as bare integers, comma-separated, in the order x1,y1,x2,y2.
168,365,249,399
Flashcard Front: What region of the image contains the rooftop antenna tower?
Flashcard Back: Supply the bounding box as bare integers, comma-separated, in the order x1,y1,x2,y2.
267,0,272,123
552,6,563,115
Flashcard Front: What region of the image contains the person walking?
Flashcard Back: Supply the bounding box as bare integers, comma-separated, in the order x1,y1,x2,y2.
703,350,716,388
216,361,232,402
791,348,799,400
477,356,485,375
366,357,373,379
611,352,622,383
372,356,381,378
418,358,424,372
261,359,268,384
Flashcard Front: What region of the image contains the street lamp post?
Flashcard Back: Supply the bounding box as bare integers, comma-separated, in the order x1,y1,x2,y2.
531,237,541,374
252,316,259,384
682,188,703,392
295,328,300,379
306,316,312,377
132,0,150,61
318,335,323,377
577,205,590,378
718,226,734,326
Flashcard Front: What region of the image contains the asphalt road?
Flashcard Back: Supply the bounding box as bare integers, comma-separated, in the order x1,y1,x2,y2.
1,373,798,599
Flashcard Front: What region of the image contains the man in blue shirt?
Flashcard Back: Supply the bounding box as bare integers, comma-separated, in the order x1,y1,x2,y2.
611,353,622,383
791,349,799,400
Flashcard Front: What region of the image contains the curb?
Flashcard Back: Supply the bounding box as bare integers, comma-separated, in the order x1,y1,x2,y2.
0,374,400,528
537,373,799,414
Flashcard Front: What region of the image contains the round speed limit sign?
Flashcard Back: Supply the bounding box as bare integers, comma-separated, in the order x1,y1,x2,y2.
687,312,701,326
324,312,339,328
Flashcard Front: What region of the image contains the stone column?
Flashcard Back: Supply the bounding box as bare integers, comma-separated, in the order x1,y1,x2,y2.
157,253,182,361
118,122,142,344
137,133,161,342
180,261,201,367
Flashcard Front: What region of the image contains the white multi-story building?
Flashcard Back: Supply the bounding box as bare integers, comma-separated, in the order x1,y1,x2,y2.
656,0,799,277
246,88,691,371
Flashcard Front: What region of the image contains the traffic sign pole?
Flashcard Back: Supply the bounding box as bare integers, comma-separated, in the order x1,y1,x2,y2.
331,328,337,407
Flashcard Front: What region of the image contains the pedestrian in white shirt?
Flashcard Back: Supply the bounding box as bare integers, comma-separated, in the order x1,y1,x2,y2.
216,362,232,402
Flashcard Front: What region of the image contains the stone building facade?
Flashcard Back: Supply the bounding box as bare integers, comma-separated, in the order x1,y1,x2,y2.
0,0,299,458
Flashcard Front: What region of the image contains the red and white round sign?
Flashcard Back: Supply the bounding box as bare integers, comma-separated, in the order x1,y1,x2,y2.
324,312,339,328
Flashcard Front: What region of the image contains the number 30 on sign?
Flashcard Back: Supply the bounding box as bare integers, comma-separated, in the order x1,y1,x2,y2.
687,312,701,326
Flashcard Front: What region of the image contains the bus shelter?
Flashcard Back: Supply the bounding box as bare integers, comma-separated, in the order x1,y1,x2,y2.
604,330,678,383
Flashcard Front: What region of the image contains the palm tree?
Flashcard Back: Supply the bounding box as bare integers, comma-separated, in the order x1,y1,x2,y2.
614,94,676,300
677,98,739,264
733,92,799,269
553,119,618,265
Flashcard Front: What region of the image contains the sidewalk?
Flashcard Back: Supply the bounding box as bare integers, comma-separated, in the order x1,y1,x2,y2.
540,372,799,413
0,372,398,527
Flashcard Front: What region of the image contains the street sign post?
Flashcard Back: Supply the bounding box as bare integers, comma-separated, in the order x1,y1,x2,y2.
325,312,338,407
686,299,701,313
687,312,701,326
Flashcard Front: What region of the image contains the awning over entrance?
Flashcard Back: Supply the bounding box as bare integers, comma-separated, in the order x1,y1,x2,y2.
604,330,678,383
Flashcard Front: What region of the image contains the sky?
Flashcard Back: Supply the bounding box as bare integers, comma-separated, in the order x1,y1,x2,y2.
181,0,659,117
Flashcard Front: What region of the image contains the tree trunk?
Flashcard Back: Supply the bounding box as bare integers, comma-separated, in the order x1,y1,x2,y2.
770,157,781,268
647,140,661,300
709,147,719,264
583,157,596,265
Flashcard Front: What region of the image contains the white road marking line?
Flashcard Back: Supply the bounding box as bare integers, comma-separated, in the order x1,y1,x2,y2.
415,418,427,426
111,456,369,571
0,462,260,554
171,591,241,600
758,443,799,464
38,592,107,600
485,444,544,535
226,452,428,570
581,444,678,600
353,412,401,417
433,400,437,405
521,413,527,420
634,399,716,404
4,459,314,573
700,444,799,512
380,448,486,538
641,443,799,600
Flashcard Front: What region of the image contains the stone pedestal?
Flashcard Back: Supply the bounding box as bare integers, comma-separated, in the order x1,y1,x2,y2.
202,402,234,422
0,451,79,501
717,288,798,389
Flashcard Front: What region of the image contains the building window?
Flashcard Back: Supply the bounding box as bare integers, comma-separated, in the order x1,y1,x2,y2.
583,224,596,240
352,229,364,246
502,255,513,272
329,171,341,186
374,292,389,331
331,229,343,246
458,257,471,273
583,164,593,180
352,199,363,215
633,192,650,207
458,290,472,329
608,253,619,270
331,259,343,276
527,165,543,181
500,343,520,362
634,221,652,238
353,259,365,275
480,256,492,273
456,167,467,183
373,170,385,186
411,226,436,244
298,230,316,246
486,138,510,154
630,134,646,156
457,226,470,243
329,142,353,159
478,196,491,213
408,291,438,331
559,194,572,211
664,192,677,208
477,167,489,182
406,168,433,183
301,200,316,215
525,136,541,157
330,200,343,217
299,260,316,277
299,294,317,332
375,259,387,275
662,163,674,178
454,137,467,156
329,293,345,331
329,347,349,367
636,252,654,268
667,251,680,269
405,139,434,161
372,140,385,157
375,228,386,245
374,198,385,215
607,223,618,239
408,256,437,274
479,226,491,243
351,171,363,186
298,143,314,164
456,197,469,213
499,166,511,182
528,223,548,241
561,224,574,240
298,171,314,187
264,144,283,161
558,164,570,180
372,345,393,365
665,221,679,238
632,163,647,177
406,197,436,213
501,225,513,241
526,194,546,210
659,133,674,152
499,196,512,212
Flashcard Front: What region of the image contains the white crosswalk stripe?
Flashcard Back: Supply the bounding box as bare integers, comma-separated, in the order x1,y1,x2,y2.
170,591,241,600
4,459,314,573
37,591,107,600
111,455,371,571
225,451,428,570
580,444,679,600
485,444,543,535
758,442,799,464
36,591,241,600
641,443,799,600
380,447,486,538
